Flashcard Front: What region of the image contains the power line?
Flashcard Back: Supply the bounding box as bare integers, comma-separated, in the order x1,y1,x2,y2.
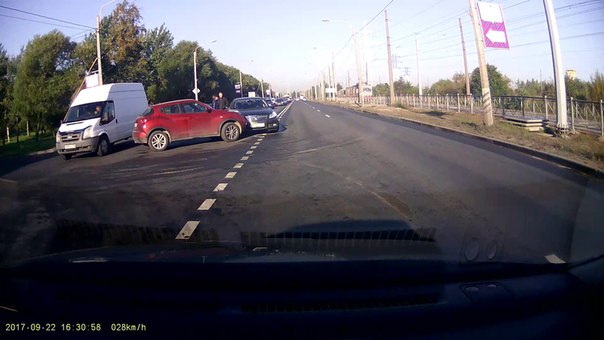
0,14,87,30
334,0,396,59
356,0,396,36
0,5,95,29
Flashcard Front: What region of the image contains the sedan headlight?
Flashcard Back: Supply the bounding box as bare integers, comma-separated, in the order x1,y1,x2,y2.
269,111,277,119
82,126,93,139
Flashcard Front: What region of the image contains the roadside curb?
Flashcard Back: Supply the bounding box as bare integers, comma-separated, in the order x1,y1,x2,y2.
324,101,604,180
27,147,56,156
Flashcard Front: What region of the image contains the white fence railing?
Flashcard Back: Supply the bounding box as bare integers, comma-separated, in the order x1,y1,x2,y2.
332,94,603,135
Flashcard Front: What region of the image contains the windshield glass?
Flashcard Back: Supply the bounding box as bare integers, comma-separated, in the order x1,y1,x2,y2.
141,106,153,117
64,101,106,123
1,0,603,274
231,99,267,110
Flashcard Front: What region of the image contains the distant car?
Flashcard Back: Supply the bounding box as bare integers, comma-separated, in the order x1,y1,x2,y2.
132,99,246,151
229,97,279,133
264,97,276,109
274,98,286,106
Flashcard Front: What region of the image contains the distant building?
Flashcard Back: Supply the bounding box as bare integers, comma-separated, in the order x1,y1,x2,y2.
341,83,372,97
566,69,576,80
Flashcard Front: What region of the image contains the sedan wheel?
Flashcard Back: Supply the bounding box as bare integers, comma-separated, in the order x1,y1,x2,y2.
221,123,240,142
149,131,169,151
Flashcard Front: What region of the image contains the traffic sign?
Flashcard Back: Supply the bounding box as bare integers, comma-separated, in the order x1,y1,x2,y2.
477,1,509,49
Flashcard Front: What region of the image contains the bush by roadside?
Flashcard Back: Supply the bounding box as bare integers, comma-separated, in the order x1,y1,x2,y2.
0,134,55,158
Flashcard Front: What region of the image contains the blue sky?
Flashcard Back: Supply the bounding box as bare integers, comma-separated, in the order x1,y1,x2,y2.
1,0,603,94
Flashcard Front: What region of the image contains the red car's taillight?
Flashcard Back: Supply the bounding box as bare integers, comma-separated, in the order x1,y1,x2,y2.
134,118,148,129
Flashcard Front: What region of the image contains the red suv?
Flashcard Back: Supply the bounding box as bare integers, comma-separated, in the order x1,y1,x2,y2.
133,99,246,151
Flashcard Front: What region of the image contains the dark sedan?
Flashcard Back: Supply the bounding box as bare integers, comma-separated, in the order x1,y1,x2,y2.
228,97,279,133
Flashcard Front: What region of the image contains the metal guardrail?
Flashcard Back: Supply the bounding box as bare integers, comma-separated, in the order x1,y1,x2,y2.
334,94,603,136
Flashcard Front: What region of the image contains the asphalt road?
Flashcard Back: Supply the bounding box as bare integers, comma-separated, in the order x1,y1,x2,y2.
1,101,603,265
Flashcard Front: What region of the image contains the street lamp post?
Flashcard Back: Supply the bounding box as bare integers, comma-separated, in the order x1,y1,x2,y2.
193,40,217,101
322,19,363,106
238,60,254,98
96,0,118,86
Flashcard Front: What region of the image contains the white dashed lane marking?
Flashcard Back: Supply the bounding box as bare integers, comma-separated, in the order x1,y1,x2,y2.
213,183,228,191
545,254,566,264
198,199,216,211
175,221,199,240
325,114,330,118
179,131,263,240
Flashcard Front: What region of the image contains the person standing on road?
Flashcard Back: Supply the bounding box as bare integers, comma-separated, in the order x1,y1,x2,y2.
217,92,229,110
211,95,219,109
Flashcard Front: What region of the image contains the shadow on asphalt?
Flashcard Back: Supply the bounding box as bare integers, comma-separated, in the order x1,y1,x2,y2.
0,153,56,176
0,140,141,175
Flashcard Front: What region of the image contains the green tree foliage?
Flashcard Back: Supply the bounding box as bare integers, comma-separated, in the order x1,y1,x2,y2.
373,78,419,96
154,40,197,102
428,79,461,95
565,76,590,100
73,0,147,85
103,0,147,84
0,44,9,144
514,79,549,97
372,83,389,96
394,77,418,95
12,30,78,141
144,24,174,102
590,71,604,101
470,64,511,97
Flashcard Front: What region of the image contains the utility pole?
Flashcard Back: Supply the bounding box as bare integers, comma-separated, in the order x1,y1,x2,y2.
193,47,200,101
459,18,471,97
366,61,369,88
353,31,364,106
261,79,264,98
385,10,395,104
469,0,493,126
96,15,103,86
415,35,422,96
321,72,326,101
327,64,333,101
543,0,568,130
96,0,117,86
239,70,243,97
347,70,350,88
332,52,336,100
